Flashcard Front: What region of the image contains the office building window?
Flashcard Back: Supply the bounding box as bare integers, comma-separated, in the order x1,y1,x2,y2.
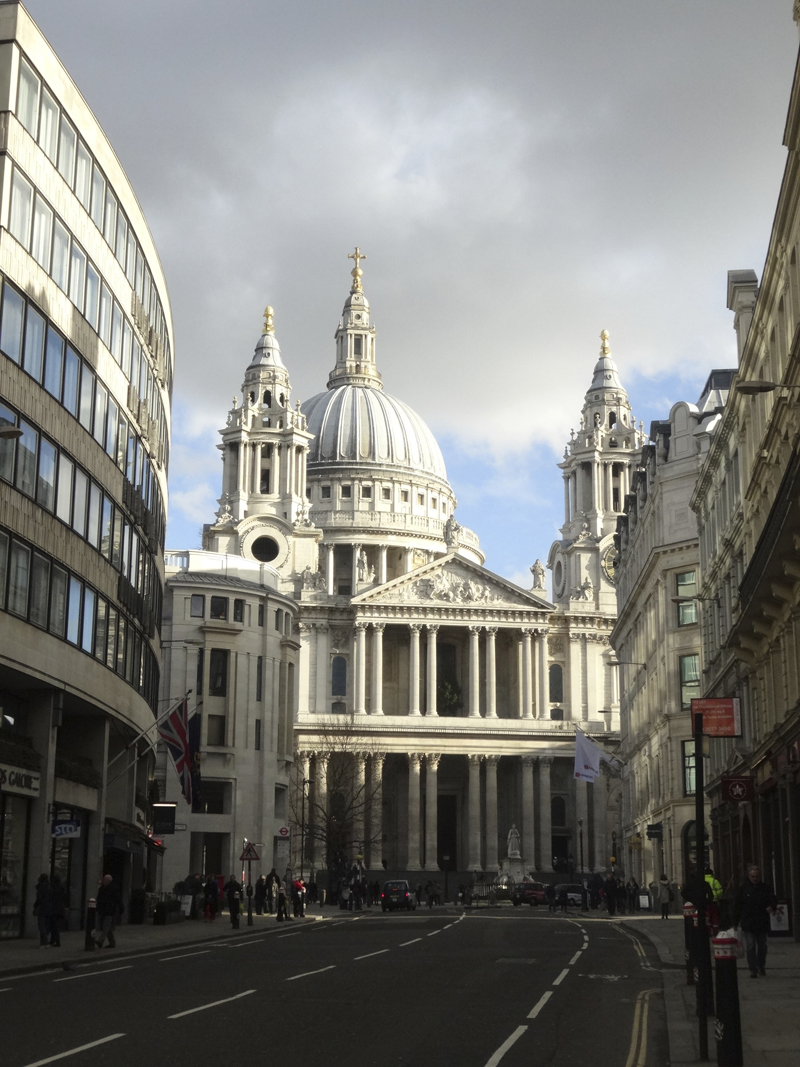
190,595,205,618
256,655,263,702
676,570,698,626
680,654,700,709
254,718,262,750
209,649,228,696
682,740,696,796
233,598,245,623
209,596,228,620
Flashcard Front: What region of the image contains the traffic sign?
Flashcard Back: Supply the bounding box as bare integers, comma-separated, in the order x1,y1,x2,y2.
278,826,290,838
240,842,260,862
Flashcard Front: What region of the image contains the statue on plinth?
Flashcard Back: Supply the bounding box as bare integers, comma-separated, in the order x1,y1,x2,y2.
506,823,521,859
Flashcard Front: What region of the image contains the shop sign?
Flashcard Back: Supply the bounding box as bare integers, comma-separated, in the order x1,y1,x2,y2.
0,762,40,797
691,698,742,737
721,777,755,803
51,819,81,839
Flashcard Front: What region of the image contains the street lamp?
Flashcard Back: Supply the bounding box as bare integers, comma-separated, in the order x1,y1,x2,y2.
0,417,22,441
735,380,800,395
299,777,310,884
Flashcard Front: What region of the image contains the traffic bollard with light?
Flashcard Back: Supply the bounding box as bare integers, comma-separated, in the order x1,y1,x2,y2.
84,897,96,950
684,902,697,986
713,934,743,1067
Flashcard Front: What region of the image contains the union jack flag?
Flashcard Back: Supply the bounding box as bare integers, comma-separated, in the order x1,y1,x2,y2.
158,698,192,806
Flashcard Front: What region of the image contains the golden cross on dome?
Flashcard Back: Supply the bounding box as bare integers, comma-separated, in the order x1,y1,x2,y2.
348,246,367,290
263,305,275,334
600,329,611,355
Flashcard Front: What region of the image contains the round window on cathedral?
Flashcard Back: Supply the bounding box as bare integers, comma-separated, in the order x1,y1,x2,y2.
554,560,563,590
251,535,280,562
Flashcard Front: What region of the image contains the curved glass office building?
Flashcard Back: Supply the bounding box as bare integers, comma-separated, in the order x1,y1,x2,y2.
0,4,173,936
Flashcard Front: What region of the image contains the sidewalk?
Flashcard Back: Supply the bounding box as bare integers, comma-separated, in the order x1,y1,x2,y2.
622,915,800,1067
0,908,326,979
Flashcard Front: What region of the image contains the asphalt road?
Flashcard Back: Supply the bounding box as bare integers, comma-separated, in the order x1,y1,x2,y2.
2,909,668,1067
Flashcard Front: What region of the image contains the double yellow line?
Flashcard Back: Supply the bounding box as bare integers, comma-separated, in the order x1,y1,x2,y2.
625,988,659,1067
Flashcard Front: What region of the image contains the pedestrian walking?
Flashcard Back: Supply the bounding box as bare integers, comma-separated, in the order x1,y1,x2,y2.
558,887,568,913
265,868,280,914
254,875,267,915
704,866,723,931
203,875,219,922
603,875,617,917
276,882,288,922
657,874,672,919
734,864,777,978
546,883,556,913
415,883,423,906
49,874,68,946
224,875,242,929
615,879,627,915
626,877,639,913
33,874,52,948
93,874,123,948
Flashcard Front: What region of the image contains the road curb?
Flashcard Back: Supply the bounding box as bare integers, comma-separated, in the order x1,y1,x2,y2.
0,913,327,979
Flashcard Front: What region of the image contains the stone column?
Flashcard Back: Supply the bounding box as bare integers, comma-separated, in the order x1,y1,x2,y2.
563,473,571,522
575,776,588,878
521,756,536,870
537,629,549,719
468,755,483,871
424,754,441,870
517,637,524,717
325,543,335,596
407,754,422,870
354,621,367,714
426,625,439,716
273,443,281,496
378,544,388,585
522,629,534,719
25,692,59,930
485,756,499,872
485,627,497,718
468,626,481,718
352,753,367,858
237,441,246,493
592,770,607,873
313,754,328,869
408,624,422,715
404,547,414,574
254,441,263,492
371,623,385,715
352,543,361,592
539,756,553,871
369,754,385,870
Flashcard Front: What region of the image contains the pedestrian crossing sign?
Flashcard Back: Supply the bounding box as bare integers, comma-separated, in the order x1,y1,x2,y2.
240,842,260,862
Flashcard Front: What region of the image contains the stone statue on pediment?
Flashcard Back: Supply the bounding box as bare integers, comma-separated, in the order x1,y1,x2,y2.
507,823,521,859
530,559,546,590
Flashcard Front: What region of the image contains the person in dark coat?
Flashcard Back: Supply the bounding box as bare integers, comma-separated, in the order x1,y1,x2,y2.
603,875,617,917
734,865,777,978
254,875,267,916
224,876,242,928
265,868,280,914
203,876,219,922
33,874,52,947
49,874,68,946
275,881,288,922
626,877,639,913
94,874,123,948
546,883,557,913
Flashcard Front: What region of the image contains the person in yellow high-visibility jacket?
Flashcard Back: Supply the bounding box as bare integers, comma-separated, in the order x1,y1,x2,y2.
705,867,723,932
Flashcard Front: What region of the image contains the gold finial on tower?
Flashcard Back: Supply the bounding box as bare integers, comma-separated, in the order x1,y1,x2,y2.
263,305,275,334
348,246,367,291
600,329,611,356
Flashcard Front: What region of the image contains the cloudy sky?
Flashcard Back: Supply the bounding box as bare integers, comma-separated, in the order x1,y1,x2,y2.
26,0,798,590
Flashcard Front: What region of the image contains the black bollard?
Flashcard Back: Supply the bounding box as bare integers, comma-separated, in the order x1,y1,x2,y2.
684,902,697,986
84,897,96,951
246,883,253,927
713,934,743,1067
694,909,715,1020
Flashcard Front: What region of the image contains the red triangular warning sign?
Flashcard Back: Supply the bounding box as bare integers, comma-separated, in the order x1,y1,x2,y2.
239,842,260,862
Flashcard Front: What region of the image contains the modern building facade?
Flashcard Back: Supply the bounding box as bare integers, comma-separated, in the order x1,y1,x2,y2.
612,372,733,889
0,4,173,936
171,257,637,892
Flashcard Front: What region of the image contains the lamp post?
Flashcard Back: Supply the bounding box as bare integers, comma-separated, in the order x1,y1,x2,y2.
578,819,587,910
299,777,310,882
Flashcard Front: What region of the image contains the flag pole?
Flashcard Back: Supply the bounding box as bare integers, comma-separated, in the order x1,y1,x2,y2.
106,690,192,769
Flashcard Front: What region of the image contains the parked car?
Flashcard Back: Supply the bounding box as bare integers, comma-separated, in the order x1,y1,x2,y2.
510,882,546,906
555,883,584,906
381,879,416,912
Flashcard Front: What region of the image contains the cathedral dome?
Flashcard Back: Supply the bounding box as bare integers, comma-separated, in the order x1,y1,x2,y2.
303,384,449,481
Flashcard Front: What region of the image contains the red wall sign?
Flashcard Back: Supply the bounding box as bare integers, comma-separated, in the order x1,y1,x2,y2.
691,698,741,737
721,776,755,803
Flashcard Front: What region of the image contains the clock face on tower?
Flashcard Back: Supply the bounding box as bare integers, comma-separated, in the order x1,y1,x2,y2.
602,545,618,584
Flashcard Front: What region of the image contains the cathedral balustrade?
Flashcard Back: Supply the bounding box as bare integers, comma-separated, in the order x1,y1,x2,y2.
310,510,446,534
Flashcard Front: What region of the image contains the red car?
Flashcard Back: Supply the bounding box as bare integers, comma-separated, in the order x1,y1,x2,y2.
511,882,546,906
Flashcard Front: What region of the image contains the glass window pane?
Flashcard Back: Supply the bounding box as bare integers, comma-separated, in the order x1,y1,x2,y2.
37,437,56,511
126,233,136,285
31,196,53,269
106,607,117,668
22,304,45,382
116,615,126,674
8,541,30,617
121,320,132,378
38,87,59,161
94,598,107,661
0,284,24,363
93,382,107,446
49,565,67,637
55,453,73,522
87,482,101,548
78,362,94,432
0,531,7,610
84,262,99,329
100,497,113,558
17,56,40,135
106,397,118,458
90,167,105,229
111,511,122,569
30,553,50,628
135,247,144,298
57,116,76,184
62,346,79,415
68,242,86,309
98,284,112,347
9,169,33,247
72,467,88,537
115,415,127,470
66,576,82,644
81,587,95,652
43,326,64,398
14,419,37,498
121,522,130,578
103,189,117,245
75,141,92,210
0,402,16,482
110,302,122,363
115,211,127,264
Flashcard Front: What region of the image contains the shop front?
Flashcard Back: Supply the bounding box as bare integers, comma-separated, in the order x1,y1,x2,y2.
0,761,40,939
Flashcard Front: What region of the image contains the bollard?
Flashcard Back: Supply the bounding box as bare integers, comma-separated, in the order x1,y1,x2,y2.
84,897,96,951
684,903,697,986
713,935,743,1067
246,883,253,927
694,908,715,1020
